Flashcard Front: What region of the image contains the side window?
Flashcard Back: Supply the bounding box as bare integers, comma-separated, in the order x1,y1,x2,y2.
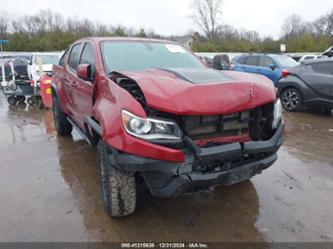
58,48,69,67
312,62,333,75
68,43,82,70
237,56,246,64
80,43,96,71
259,56,274,68
245,56,259,66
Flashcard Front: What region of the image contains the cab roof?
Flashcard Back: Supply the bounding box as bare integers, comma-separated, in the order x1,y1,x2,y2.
75,37,178,44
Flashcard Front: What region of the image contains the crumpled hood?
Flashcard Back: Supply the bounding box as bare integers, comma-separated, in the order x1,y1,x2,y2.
119,68,276,115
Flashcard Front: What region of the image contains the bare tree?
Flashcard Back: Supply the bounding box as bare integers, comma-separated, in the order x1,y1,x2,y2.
216,24,239,40
240,30,261,44
0,12,10,37
312,10,333,36
281,14,307,39
66,17,95,36
190,0,223,40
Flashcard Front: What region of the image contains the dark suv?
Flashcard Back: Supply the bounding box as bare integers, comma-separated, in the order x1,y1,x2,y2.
277,58,333,112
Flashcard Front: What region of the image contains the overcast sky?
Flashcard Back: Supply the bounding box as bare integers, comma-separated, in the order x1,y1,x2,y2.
1,0,332,38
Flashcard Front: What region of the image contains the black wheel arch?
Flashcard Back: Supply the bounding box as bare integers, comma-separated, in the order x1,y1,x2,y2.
51,83,59,99
51,83,66,113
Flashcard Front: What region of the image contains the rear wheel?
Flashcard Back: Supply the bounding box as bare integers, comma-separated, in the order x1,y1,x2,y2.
7,96,17,105
281,88,302,112
36,96,44,109
52,95,72,136
17,95,26,104
27,97,34,105
97,140,136,218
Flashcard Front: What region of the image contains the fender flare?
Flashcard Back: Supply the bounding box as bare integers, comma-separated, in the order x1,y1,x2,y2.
277,76,308,98
51,83,65,111
51,83,59,99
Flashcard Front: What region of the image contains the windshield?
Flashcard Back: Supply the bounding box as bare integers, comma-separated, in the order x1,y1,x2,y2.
274,56,299,68
101,41,204,73
36,54,60,64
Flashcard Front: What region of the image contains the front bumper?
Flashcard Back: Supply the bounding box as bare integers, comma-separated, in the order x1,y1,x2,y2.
110,123,284,197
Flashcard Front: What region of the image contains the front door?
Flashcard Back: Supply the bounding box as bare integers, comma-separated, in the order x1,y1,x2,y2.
70,42,96,129
64,43,83,120
302,61,333,98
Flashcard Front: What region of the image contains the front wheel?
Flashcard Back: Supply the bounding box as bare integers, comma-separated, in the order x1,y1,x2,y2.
281,88,302,112
97,140,136,218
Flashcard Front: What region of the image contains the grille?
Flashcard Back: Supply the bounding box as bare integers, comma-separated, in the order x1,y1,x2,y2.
182,111,250,141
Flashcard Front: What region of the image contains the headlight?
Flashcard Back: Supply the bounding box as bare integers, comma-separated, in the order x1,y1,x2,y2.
122,110,182,140
272,99,283,129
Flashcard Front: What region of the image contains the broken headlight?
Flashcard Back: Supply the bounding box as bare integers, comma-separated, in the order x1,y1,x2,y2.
122,110,182,140
272,99,283,129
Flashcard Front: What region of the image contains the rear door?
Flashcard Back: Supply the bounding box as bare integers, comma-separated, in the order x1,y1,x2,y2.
243,56,260,74
64,42,83,122
301,61,333,98
52,49,70,106
233,56,247,72
71,42,96,128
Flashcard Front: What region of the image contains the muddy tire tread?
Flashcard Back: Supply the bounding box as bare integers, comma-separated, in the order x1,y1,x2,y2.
98,140,136,218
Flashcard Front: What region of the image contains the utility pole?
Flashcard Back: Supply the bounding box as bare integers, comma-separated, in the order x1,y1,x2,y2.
0,40,9,58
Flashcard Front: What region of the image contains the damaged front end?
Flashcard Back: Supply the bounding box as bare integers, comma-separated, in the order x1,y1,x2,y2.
108,71,284,197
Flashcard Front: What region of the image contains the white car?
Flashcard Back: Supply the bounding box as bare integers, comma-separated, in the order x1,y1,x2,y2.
299,54,327,63
28,52,62,83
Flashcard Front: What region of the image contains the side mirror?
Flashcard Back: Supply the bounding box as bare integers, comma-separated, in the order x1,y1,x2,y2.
269,64,277,70
77,64,92,81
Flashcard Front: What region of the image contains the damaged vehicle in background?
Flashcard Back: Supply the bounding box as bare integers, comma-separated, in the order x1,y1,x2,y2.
52,38,284,217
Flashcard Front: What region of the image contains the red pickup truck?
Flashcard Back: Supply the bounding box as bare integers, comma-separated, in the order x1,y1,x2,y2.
52,37,284,217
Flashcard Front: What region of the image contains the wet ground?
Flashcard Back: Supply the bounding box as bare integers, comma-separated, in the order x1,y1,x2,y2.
0,93,332,243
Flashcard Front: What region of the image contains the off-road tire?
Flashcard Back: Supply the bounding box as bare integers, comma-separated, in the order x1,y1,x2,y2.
281,88,302,112
97,140,136,218
52,95,72,136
